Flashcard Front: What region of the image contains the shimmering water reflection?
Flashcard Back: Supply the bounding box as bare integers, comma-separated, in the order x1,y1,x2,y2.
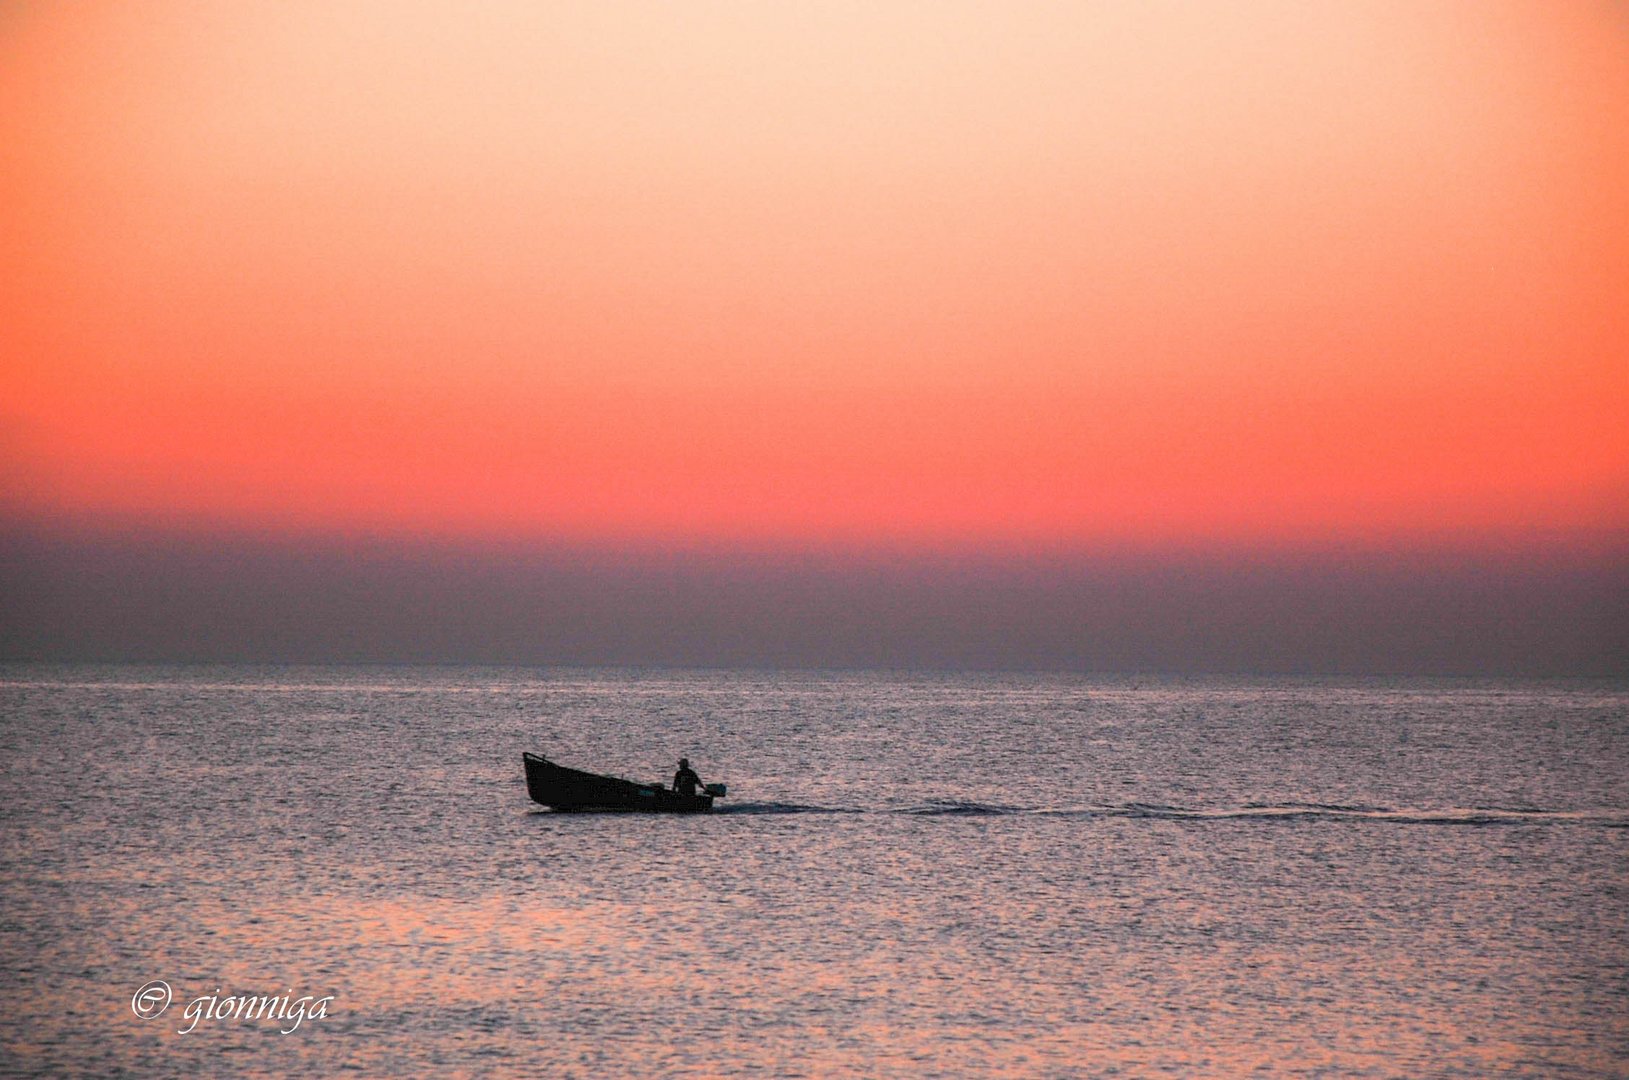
1,666,1625,1077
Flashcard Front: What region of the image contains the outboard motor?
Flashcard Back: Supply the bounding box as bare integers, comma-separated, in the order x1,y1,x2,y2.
703,783,727,797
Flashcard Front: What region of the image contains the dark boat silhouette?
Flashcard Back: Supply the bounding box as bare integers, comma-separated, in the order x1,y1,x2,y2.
523,752,724,812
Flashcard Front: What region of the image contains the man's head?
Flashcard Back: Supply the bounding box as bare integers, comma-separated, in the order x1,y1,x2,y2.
679,758,690,768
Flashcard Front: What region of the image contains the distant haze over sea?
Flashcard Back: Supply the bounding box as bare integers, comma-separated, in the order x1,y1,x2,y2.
2,521,1622,676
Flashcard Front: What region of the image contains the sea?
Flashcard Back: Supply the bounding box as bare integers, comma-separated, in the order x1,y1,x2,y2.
1,664,1625,1078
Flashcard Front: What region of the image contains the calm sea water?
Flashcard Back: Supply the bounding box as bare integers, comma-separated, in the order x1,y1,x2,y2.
1,664,1625,1077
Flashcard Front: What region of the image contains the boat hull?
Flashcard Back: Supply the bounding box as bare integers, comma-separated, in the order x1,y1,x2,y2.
523,753,715,812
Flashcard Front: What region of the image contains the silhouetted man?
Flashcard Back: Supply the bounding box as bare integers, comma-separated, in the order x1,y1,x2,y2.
672,758,703,796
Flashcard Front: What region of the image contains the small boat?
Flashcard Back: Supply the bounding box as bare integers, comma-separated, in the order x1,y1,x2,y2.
523,752,725,812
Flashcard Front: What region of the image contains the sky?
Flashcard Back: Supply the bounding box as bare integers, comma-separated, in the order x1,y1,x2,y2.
2,2,1626,671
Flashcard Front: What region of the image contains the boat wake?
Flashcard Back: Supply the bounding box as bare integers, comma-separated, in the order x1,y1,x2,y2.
714,801,863,815
894,800,1629,826
706,799,1629,826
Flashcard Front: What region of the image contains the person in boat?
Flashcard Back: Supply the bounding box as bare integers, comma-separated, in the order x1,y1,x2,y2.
672,758,705,797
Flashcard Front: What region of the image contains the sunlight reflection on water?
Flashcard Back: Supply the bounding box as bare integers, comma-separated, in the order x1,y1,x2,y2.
1,665,1626,1076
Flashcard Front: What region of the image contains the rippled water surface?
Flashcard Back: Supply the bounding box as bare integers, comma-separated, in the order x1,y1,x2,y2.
2,665,1626,1077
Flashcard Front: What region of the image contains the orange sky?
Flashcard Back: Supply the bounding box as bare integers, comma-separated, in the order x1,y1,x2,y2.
3,1,1626,550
